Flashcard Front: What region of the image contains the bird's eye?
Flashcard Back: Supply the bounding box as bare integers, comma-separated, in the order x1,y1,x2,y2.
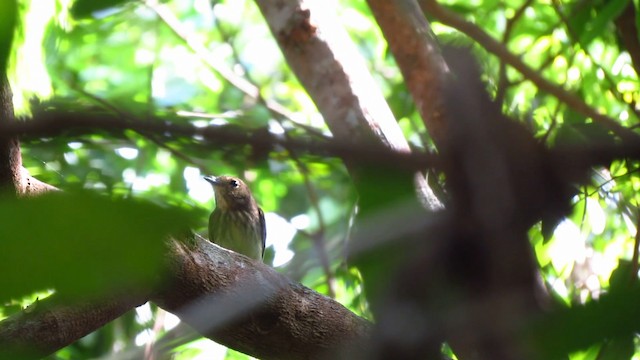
230,180,239,188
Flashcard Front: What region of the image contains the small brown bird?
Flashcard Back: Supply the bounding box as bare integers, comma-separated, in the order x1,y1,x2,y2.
203,175,266,261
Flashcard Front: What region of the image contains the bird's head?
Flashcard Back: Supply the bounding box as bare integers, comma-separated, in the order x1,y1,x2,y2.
204,175,255,211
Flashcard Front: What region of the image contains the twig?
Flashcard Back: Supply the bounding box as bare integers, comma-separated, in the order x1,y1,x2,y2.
615,4,640,79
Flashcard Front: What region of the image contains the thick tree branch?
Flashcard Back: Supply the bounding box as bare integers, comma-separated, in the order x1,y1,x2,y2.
365,0,450,147
0,234,372,360
420,0,640,144
153,234,371,360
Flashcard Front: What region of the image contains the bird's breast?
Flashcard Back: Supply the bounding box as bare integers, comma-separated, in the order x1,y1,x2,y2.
209,209,263,260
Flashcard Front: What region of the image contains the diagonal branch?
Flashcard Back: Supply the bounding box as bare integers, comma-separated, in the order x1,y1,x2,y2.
0,292,149,359
0,233,372,360
153,234,371,359
365,0,450,147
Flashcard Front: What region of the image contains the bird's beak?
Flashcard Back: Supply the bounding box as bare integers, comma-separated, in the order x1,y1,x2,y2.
203,175,219,186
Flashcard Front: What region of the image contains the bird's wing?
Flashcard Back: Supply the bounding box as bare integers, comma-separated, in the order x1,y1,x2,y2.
258,207,266,258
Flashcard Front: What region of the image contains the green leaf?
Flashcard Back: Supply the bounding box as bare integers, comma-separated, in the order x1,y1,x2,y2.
70,0,130,19
553,121,616,148
0,191,195,302
579,0,631,46
635,0,640,48
597,335,635,360
568,0,599,38
541,216,561,244
531,261,640,358
0,0,17,73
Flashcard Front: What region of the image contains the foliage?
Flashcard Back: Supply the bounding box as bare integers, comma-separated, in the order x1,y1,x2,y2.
0,191,195,303
1,0,640,358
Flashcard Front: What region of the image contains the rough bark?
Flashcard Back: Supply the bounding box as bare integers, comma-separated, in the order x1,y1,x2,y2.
0,2,22,195
366,0,450,148
153,235,372,360
0,234,371,360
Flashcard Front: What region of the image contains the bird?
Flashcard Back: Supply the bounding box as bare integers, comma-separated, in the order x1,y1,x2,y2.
203,175,266,261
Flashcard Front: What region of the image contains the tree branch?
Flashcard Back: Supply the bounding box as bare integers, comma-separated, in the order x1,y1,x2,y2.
153,234,371,360
495,0,535,106
0,108,438,172
4,107,640,182
0,292,149,359
0,234,371,360
365,0,450,147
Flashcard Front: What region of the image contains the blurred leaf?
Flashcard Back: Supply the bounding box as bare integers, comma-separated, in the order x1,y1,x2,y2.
70,0,130,19
636,0,640,45
532,261,640,358
0,0,16,73
578,0,631,46
541,215,562,244
568,0,597,38
554,122,616,148
596,335,635,360
0,191,195,302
